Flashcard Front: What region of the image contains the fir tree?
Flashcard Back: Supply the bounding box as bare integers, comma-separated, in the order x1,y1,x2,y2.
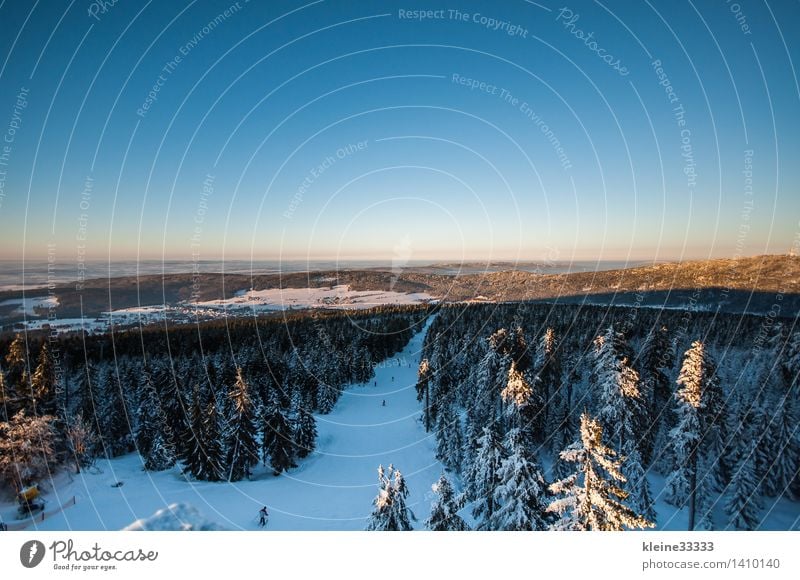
468,425,506,529
591,326,645,455
96,365,133,458
664,340,727,530
0,411,56,492
425,473,469,531
135,373,176,471
622,445,656,523
30,341,57,415
491,428,549,530
547,413,654,531
434,401,464,473
224,368,259,481
182,386,224,481
366,464,413,531
293,402,318,459
261,398,297,476
725,439,762,530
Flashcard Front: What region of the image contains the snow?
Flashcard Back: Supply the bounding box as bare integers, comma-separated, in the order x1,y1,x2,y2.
123,503,225,531
0,295,59,316
2,318,444,531
192,284,437,311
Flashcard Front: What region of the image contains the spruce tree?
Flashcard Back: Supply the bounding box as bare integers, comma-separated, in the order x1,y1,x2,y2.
591,326,645,455
468,425,506,529
182,386,224,481
434,401,464,473
30,341,57,415
224,368,259,481
135,373,176,471
491,428,549,530
725,439,762,530
366,464,413,531
425,473,469,531
293,402,318,459
261,398,297,476
547,413,654,531
96,365,134,458
664,340,727,530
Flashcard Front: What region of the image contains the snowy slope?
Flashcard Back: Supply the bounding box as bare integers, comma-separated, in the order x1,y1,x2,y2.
6,318,443,531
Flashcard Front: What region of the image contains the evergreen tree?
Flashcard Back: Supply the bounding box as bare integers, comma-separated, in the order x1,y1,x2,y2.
224,368,259,481
638,325,674,464
182,386,224,481
96,365,133,458
425,473,469,531
0,411,56,492
664,340,727,530
491,428,549,530
468,425,506,529
591,326,645,455
547,413,654,531
30,341,57,415
316,382,339,414
366,464,413,531
725,439,762,530
3,335,29,415
536,327,562,440
293,402,318,459
135,373,176,471
261,398,297,476
434,401,464,473
622,445,656,523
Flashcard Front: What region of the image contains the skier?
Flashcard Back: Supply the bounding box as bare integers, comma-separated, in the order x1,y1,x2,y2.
258,506,269,527
381,400,386,407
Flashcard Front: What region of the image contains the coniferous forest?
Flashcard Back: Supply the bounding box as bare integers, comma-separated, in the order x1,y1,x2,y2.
1,300,798,531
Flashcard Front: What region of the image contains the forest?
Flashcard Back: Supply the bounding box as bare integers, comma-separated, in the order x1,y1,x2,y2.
408,302,799,531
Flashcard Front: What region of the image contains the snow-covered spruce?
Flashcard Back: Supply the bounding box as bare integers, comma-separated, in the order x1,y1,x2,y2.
425,473,469,531
547,413,654,531
366,464,413,531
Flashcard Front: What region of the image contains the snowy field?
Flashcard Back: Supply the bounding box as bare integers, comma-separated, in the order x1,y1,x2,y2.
193,284,437,312
0,295,59,316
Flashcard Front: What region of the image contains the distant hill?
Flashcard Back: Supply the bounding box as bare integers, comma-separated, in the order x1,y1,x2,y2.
1,254,797,326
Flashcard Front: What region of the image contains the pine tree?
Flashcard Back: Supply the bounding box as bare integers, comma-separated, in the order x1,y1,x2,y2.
622,445,656,523
725,439,762,530
366,464,413,531
664,340,727,530
3,335,29,415
536,327,562,440
293,402,318,459
0,411,56,492
316,383,339,414
434,401,463,473
261,398,297,476
64,412,95,473
30,341,57,415
468,425,506,529
638,325,674,464
95,365,133,458
425,473,469,531
491,428,549,530
547,413,654,531
591,327,645,455
182,386,224,481
224,368,259,481
135,374,175,472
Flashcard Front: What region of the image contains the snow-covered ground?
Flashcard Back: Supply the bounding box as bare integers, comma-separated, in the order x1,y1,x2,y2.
0,295,59,316
1,318,444,531
193,284,436,312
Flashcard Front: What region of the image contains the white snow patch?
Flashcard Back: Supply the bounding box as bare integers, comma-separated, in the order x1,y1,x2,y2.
0,295,59,316
193,284,436,311
124,503,225,531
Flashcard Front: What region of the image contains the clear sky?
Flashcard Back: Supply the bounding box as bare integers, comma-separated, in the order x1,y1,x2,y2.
0,0,798,265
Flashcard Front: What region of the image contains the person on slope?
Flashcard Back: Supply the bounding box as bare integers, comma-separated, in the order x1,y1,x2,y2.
258,506,269,527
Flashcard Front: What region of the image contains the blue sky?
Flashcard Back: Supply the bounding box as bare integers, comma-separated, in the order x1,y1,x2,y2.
0,0,798,263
